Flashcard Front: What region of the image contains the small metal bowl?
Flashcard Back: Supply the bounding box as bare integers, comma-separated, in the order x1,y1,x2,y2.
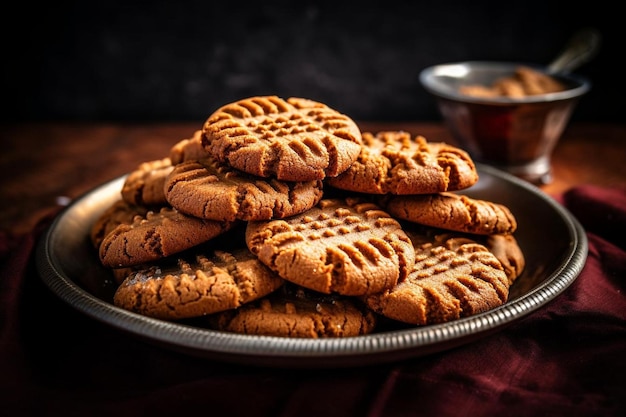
419,61,591,184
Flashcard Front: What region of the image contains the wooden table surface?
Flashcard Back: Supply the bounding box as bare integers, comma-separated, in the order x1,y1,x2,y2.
1,122,625,235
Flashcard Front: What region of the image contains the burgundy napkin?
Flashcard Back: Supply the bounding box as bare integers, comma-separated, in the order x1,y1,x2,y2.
1,185,625,417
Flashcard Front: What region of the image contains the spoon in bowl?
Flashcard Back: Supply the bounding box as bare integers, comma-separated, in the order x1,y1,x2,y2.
547,27,602,75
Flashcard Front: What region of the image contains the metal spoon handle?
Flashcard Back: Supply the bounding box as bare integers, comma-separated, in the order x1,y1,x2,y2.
547,28,602,75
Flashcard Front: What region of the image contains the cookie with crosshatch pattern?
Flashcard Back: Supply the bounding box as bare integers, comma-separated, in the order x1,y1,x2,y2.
164,156,323,222
245,197,415,296
363,231,510,325
113,247,285,320
207,283,377,338
99,206,235,268
382,191,517,235
325,131,479,195
401,225,525,286
202,96,362,181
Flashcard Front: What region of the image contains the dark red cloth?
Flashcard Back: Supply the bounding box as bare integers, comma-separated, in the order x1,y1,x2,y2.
2,185,625,417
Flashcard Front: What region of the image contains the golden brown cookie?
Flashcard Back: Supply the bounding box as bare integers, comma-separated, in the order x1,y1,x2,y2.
325,131,478,195
113,247,284,320
483,233,525,285
164,157,324,222
364,232,510,325
99,206,235,268
208,284,377,338
382,192,517,235
121,158,173,206
246,197,415,296
402,223,526,286
403,227,525,285
202,95,362,181
169,130,210,164
89,199,150,249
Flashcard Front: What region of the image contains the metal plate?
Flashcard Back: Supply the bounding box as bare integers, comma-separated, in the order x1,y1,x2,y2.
36,165,587,368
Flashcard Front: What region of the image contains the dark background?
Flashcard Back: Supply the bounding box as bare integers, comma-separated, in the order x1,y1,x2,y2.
3,0,620,124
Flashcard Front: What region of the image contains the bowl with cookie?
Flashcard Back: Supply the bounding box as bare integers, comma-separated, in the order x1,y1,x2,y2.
419,61,591,185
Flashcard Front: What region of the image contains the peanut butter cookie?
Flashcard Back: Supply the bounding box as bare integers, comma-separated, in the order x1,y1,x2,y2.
246,197,415,296
121,158,173,206
113,247,284,320
164,157,323,222
483,233,525,285
325,131,478,195
99,206,235,268
382,192,517,235
169,130,210,164
403,227,525,285
208,284,376,338
364,232,510,325
90,199,150,249
202,96,362,181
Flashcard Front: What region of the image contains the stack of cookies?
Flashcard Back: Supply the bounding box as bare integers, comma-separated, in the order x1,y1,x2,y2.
91,96,525,338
